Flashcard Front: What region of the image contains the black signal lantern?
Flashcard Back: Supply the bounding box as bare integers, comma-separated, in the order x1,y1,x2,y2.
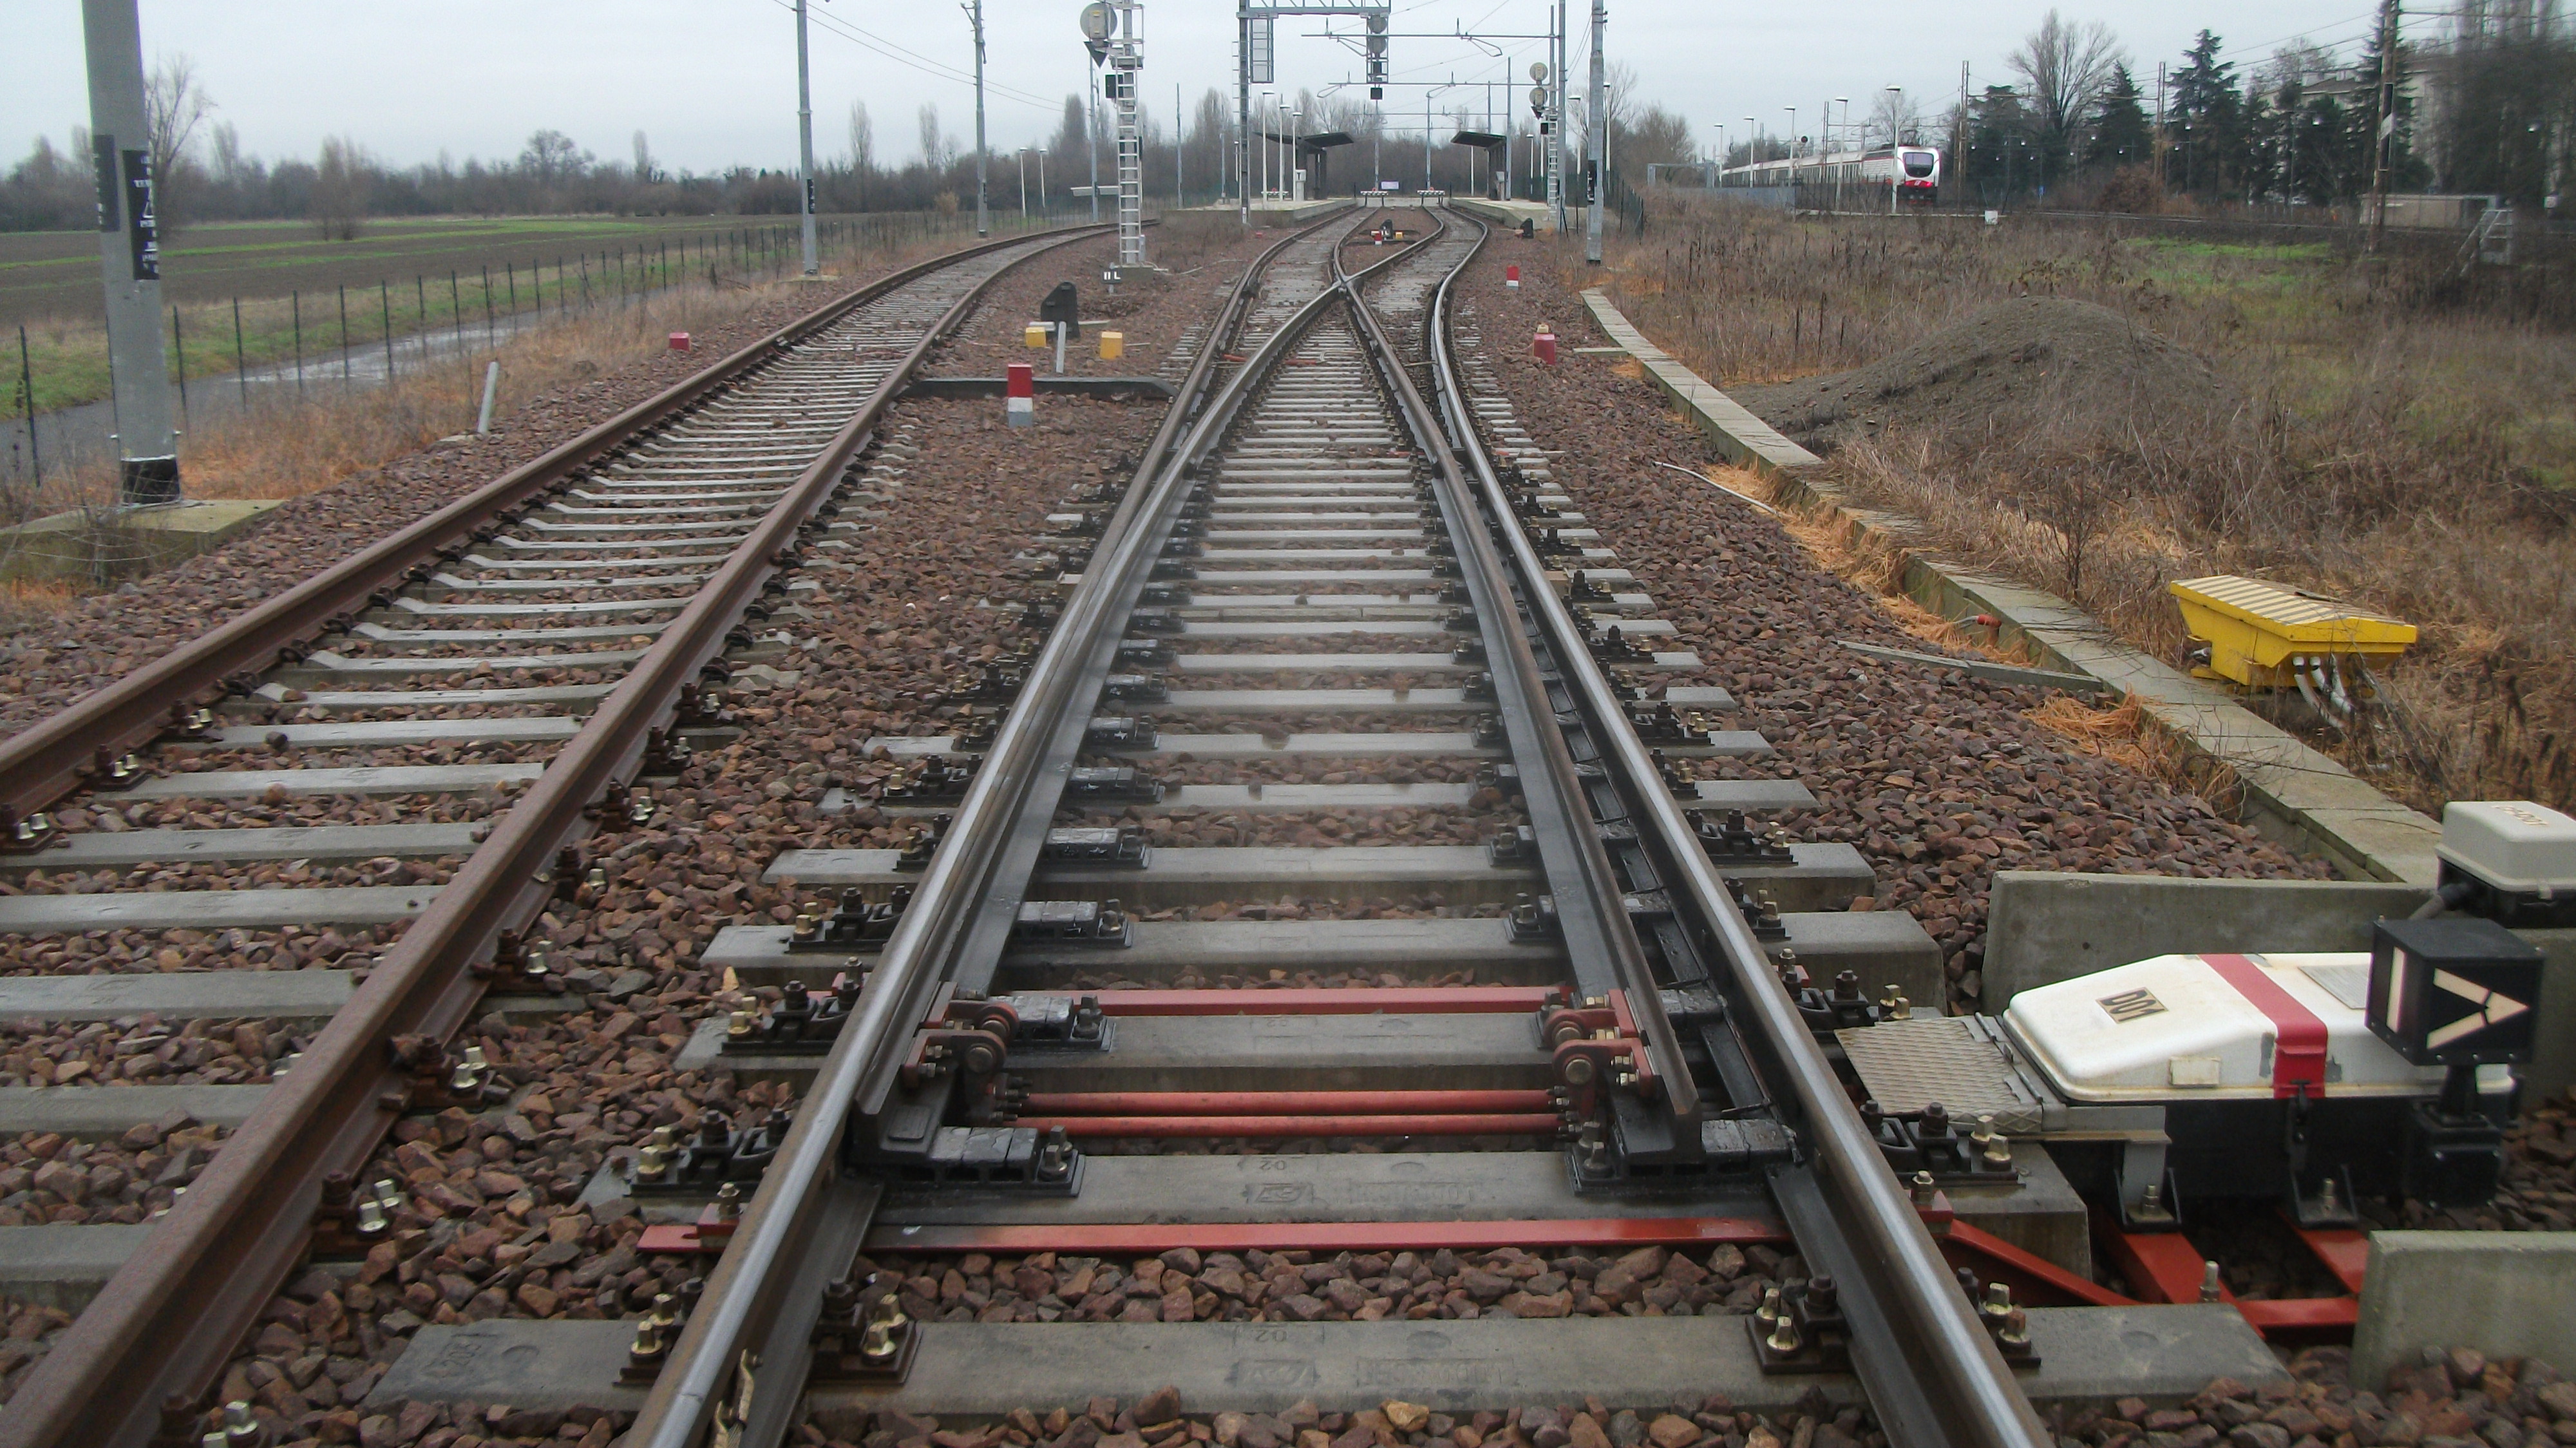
1366,12,1388,99
2368,915,2543,1205
2367,916,2542,1067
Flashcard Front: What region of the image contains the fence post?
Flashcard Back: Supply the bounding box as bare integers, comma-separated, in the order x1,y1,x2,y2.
292,291,303,393
17,323,38,490
170,305,189,434
483,267,496,347
450,271,462,353
380,280,394,380
338,285,351,384
232,298,247,405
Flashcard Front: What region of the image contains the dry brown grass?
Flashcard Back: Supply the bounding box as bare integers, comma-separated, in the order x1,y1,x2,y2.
1590,198,2576,817
2024,694,2246,812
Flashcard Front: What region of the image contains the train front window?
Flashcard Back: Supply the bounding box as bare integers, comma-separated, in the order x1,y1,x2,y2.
1902,151,1935,178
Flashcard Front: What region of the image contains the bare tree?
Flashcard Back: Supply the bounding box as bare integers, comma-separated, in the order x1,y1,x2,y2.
1869,89,1924,148
311,135,368,240
2009,10,2126,182
518,129,589,185
144,53,214,234
631,129,656,184
848,99,874,207
917,104,947,170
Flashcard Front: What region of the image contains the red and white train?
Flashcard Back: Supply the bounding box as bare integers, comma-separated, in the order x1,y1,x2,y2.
1717,144,1944,205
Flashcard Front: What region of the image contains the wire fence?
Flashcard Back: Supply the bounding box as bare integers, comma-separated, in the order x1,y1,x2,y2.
2,207,1074,520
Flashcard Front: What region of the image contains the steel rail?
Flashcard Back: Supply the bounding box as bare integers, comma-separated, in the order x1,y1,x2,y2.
1419,214,2050,1448
623,204,1373,1448
0,225,1105,1448
0,225,1106,821
1333,222,1698,1119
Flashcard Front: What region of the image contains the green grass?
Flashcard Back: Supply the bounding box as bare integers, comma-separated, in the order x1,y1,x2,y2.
2,211,1000,415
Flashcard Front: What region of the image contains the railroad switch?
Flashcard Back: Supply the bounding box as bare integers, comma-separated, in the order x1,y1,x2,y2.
1748,1276,1853,1373
1045,825,1151,868
1102,672,1170,704
844,987,1086,1194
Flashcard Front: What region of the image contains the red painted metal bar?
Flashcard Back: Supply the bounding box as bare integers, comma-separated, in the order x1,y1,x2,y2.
2103,1221,2223,1305
859,1216,1793,1257
1033,986,1569,1015
1016,1112,1562,1138
2292,1223,2371,1294
2237,1297,2360,1331
1935,1222,2134,1310
1021,1089,1557,1116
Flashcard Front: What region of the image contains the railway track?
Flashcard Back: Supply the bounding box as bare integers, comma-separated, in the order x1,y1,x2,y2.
0,203,2135,1448
0,223,1115,1448
596,207,2050,1448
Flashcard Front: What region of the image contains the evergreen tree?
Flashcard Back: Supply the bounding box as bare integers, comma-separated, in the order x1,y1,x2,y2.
2165,30,2249,196
1965,85,2038,204
2084,64,2153,169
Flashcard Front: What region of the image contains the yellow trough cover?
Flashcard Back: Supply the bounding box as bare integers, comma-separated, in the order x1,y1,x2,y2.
2170,575,2416,689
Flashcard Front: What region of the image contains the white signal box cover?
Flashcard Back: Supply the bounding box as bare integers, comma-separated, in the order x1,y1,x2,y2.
2002,953,2439,1103
2439,800,2576,895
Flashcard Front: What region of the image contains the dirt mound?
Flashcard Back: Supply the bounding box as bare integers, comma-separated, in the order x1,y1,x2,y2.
1732,296,2240,453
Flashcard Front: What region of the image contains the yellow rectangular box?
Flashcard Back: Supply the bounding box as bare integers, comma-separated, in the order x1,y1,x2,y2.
1099,331,1124,360
1025,324,1048,348
2169,574,2416,690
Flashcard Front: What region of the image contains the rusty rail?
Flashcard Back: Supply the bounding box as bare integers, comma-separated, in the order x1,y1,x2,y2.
0,224,1107,1448
0,225,1097,821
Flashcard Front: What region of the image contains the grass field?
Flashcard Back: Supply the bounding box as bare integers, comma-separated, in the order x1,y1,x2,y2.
1593,196,2576,815
1,211,1031,414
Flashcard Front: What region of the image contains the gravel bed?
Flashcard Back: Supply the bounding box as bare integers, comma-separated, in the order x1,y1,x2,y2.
940,227,1276,379
1450,252,2325,1007
51,792,508,837
0,1117,229,1225
0,1300,75,1407
2047,1349,2575,1448
811,1386,1880,1448
0,1018,297,1089
3,856,459,897
858,1242,1785,1327
0,269,948,729
186,299,1206,1433
0,923,406,979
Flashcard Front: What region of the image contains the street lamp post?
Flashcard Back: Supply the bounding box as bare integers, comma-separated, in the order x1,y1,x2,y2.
962,0,988,237
1018,148,1030,214
796,0,820,272
1886,85,1903,214
1744,116,1756,187
1711,123,1724,189
1785,106,1797,186
1832,95,1848,211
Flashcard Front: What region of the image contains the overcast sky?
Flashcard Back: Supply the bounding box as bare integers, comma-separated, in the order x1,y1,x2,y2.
5,0,2397,180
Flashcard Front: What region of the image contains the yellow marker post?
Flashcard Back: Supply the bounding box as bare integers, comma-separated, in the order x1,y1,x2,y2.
1025,324,1049,348
1099,331,1124,361
2168,575,2416,690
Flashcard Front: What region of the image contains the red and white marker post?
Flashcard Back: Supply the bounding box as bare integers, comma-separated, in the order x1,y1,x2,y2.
1505,264,1520,290
668,332,692,351
1006,361,1036,428
1533,327,1557,364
